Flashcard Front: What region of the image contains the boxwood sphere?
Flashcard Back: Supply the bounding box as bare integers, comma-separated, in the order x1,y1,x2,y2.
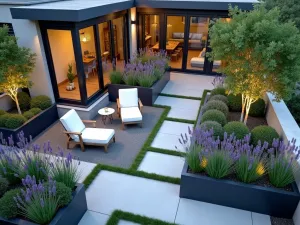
5,114,27,129
224,121,250,140
30,95,52,110
17,92,31,111
199,121,224,139
249,99,266,117
0,177,9,197
209,95,228,105
201,109,227,126
23,111,34,120
228,93,242,112
30,107,42,115
251,125,279,145
0,110,6,116
202,100,229,117
0,188,21,219
210,87,226,97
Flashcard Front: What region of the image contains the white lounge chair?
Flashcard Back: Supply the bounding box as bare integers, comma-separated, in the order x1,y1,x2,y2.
60,109,115,152
117,88,143,130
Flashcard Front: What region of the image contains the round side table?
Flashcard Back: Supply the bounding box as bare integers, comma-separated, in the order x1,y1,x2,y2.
98,107,115,125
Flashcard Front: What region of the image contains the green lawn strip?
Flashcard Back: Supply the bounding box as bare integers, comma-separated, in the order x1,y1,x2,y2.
159,93,201,100
165,117,195,124
129,105,171,170
147,146,186,157
83,164,180,189
194,89,211,126
106,210,177,225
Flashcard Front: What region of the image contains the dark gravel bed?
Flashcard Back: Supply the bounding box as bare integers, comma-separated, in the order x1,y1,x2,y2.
228,111,268,130
271,217,295,225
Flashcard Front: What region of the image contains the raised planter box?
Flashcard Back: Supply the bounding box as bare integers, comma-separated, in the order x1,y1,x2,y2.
0,183,87,225
108,70,170,106
0,104,58,141
180,162,300,218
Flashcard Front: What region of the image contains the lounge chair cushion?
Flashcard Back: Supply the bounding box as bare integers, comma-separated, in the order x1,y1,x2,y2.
74,128,115,144
121,107,142,123
60,109,85,139
119,88,138,108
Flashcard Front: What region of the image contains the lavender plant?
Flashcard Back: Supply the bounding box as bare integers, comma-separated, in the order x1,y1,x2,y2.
268,138,300,188
235,136,267,183
14,175,59,224
212,75,225,88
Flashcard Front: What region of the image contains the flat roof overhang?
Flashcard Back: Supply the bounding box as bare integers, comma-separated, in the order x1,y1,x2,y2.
10,0,135,22
10,0,256,22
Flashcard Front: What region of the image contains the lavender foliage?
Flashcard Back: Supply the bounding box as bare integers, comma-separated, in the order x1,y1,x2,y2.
212,74,225,88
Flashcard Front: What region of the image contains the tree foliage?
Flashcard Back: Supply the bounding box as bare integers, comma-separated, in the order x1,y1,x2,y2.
0,25,36,114
208,5,300,124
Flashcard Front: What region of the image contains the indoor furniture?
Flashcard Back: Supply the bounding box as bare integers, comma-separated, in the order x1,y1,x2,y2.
60,109,115,152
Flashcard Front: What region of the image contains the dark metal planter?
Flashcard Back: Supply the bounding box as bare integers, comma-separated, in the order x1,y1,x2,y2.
180,162,300,218
0,183,87,225
0,104,58,141
108,71,170,106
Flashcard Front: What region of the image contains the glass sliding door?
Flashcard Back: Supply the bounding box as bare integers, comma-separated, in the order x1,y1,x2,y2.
145,15,160,49
186,17,209,71
112,17,126,72
166,16,186,70
79,26,101,98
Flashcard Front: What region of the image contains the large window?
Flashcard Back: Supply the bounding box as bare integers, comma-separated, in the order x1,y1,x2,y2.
112,17,126,72
145,15,160,49
47,29,80,101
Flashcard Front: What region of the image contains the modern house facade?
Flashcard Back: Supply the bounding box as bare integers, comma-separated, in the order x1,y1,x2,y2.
0,0,255,117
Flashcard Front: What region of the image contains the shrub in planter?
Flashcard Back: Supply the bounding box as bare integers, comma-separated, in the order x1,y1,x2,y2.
201,109,227,126
109,71,123,84
0,188,21,219
5,114,27,129
249,99,266,117
202,100,229,117
286,94,300,124
44,181,72,207
17,92,31,111
210,87,226,97
0,177,9,197
209,95,228,105
185,145,204,173
29,107,42,115
199,121,224,139
23,111,34,120
251,125,279,145
224,121,250,140
0,114,11,127
30,95,52,110
0,110,6,116
228,93,242,112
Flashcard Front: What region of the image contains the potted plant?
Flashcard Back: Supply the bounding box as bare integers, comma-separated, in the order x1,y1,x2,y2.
67,64,75,90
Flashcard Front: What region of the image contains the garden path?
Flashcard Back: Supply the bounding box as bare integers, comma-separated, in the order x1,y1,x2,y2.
78,72,271,225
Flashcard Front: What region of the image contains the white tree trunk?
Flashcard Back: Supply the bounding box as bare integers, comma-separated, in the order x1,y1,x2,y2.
240,94,247,122
244,98,253,125
14,94,22,114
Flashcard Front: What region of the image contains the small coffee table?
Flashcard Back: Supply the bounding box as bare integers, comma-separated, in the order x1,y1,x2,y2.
98,107,115,125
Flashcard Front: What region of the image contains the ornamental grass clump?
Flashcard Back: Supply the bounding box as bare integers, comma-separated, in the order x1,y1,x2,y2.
14,175,59,225
268,138,300,188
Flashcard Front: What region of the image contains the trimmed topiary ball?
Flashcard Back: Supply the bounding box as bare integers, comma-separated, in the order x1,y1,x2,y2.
0,188,21,219
0,177,9,197
30,95,52,110
29,107,42,115
228,93,242,112
224,121,250,140
199,121,224,138
44,181,72,207
201,109,227,126
23,111,34,120
209,95,228,105
251,125,279,145
210,87,226,97
0,110,7,116
249,99,266,117
17,92,31,111
0,114,12,128
202,100,229,117
5,114,27,129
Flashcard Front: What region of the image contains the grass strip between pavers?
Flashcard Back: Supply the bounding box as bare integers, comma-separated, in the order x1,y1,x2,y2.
159,93,202,100
194,89,211,127
147,146,185,157
165,117,195,124
106,210,177,225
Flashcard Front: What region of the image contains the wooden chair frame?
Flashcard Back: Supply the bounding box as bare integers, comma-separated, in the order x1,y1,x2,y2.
117,98,143,130
63,120,115,152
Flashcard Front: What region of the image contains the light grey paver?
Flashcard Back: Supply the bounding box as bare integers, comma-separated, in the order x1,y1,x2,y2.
175,198,252,225
252,212,271,225
78,211,109,225
159,121,192,136
138,152,184,178
151,133,185,152
86,171,180,223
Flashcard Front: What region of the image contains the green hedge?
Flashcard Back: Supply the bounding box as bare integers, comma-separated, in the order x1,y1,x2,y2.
0,110,6,116
201,109,227,126
202,100,229,117
286,94,300,124
17,92,31,111
228,94,242,112
0,114,11,127
5,114,27,129
251,125,279,145
30,95,52,110
224,121,250,140
249,99,266,117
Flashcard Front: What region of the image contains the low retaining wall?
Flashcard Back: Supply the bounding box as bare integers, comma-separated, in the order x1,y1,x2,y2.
0,93,13,111
265,93,300,223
